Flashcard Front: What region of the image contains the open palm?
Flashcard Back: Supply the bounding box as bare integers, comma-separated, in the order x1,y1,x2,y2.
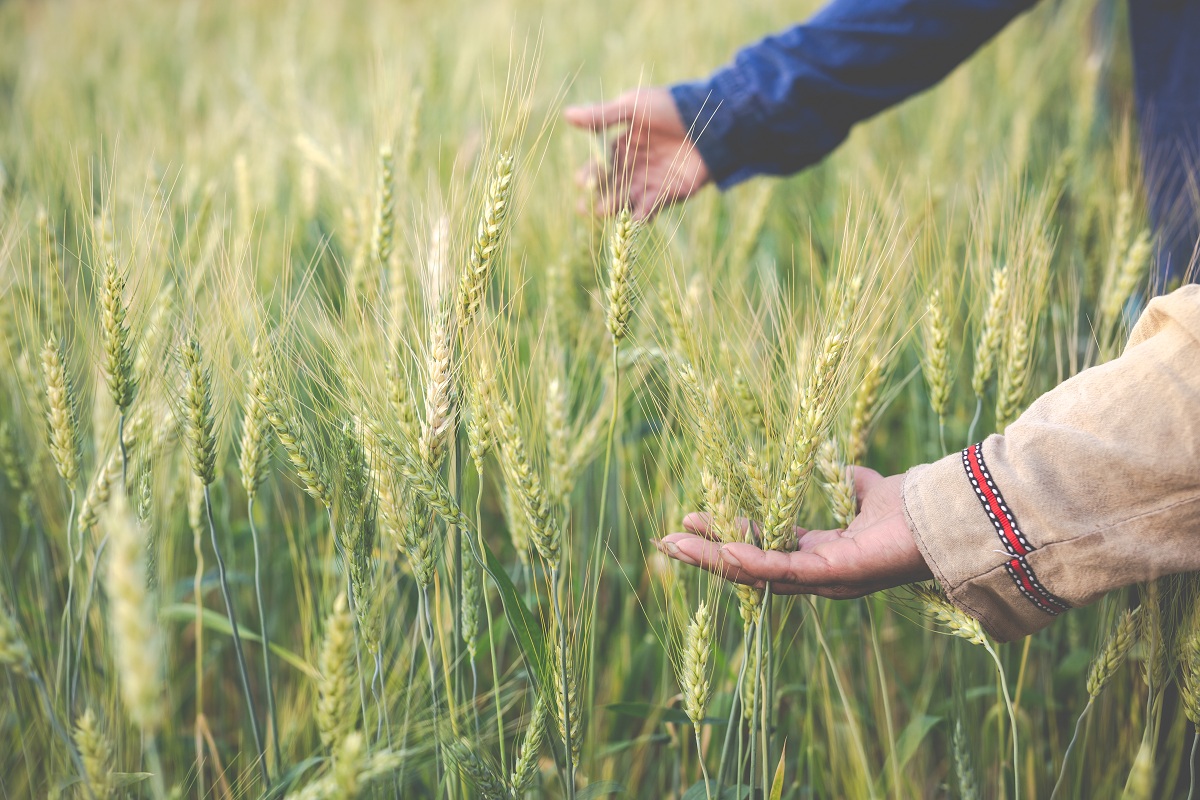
657,467,932,598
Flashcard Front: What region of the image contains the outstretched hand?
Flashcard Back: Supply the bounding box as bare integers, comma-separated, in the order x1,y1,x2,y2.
656,467,933,598
563,87,711,220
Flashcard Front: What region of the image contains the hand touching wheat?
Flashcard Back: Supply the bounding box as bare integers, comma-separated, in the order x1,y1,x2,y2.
564,87,711,220
657,467,933,598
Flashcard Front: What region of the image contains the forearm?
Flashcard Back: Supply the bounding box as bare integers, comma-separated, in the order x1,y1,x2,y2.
671,0,1037,188
903,286,1200,641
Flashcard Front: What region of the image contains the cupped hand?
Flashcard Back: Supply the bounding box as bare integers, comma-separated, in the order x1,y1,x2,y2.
563,87,711,220
656,467,933,598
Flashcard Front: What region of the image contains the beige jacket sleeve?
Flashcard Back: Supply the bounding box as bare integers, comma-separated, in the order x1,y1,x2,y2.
902,284,1200,642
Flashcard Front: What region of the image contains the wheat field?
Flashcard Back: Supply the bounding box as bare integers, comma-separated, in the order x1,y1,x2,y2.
0,0,1194,798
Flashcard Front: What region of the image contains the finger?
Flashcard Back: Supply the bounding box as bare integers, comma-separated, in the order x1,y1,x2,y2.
794,527,845,550
681,513,713,537
630,186,660,222
659,535,838,589
718,541,839,587
851,466,885,501
594,180,629,218
682,513,760,543
657,533,730,573
563,91,639,131
574,159,601,190
631,181,673,222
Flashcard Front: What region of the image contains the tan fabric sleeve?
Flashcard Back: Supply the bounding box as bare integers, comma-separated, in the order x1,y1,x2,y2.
901,284,1200,642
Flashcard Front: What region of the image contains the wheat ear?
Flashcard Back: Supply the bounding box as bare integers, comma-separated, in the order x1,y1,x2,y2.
495,399,560,564
1054,607,1141,799
102,489,163,733
763,332,845,551
914,584,1020,800
605,207,641,346
511,695,548,792
923,289,950,449
96,218,136,415
817,439,857,527
971,264,1010,398
684,601,715,800
458,152,514,327
259,379,333,507
952,718,979,800
848,353,884,463
182,336,268,784
42,337,81,486
73,709,113,800
372,143,395,269
317,593,359,750
418,309,456,471
443,738,513,800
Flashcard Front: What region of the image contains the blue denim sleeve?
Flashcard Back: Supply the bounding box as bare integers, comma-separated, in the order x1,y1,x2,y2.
670,0,1039,188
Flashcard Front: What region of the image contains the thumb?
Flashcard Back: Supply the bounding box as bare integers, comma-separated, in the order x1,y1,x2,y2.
563,91,639,131
850,466,886,501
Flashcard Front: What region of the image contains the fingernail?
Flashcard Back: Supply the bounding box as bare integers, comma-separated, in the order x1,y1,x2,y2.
720,548,741,568
663,541,681,555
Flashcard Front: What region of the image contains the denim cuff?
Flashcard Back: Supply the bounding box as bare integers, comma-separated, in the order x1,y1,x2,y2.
669,69,764,190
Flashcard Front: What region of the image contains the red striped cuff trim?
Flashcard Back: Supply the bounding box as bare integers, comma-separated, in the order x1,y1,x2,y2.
962,444,1069,616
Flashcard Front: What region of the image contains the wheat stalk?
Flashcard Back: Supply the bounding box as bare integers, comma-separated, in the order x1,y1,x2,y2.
1054,607,1142,799
181,335,268,783
913,584,1021,799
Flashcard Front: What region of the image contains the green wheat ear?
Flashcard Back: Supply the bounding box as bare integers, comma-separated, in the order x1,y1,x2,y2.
96,218,137,413
73,709,114,800
605,206,641,345
181,336,216,486
317,593,358,750
458,151,515,328
41,337,81,486
683,601,715,726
